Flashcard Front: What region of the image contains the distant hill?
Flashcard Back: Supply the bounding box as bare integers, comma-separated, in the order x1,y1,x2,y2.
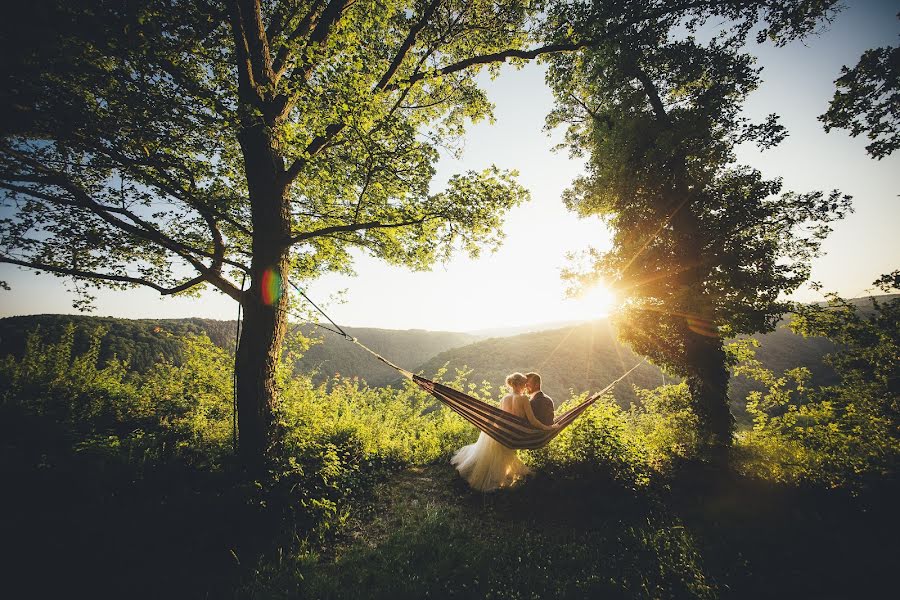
296,326,478,386
0,314,235,372
419,320,662,405
0,315,477,384
466,319,587,338
415,319,841,424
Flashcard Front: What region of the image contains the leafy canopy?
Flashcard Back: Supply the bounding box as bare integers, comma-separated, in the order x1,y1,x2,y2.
820,13,900,159
543,1,850,374
0,0,542,306
0,0,853,310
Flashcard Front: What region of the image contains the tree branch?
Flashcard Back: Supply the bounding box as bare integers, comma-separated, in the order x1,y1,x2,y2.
374,0,442,92
0,174,247,275
270,0,327,80
633,64,670,123
0,253,206,296
290,216,431,244
387,40,582,91
280,0,726,187
269,0,351,119
0,153,243,301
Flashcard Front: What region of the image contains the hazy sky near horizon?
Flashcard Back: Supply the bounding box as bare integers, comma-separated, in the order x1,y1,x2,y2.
1,0,898,332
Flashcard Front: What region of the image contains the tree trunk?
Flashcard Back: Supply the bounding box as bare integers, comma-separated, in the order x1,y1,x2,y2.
683,327,734,449
235,121,292,468
631,62,735,450
235,266,289,466
669,195,735,450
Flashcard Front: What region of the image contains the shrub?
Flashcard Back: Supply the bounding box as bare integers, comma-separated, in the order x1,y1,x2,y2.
626,382,700,472
730,285,900,489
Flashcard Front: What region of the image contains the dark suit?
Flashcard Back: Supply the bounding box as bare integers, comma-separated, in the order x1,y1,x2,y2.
530,391,554,426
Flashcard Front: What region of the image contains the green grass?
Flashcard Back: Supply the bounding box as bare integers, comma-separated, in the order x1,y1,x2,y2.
241,462,897,600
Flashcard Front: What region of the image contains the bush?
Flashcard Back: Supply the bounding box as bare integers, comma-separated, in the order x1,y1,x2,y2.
527,383,700,485
626,382,700,472
730,286,900,489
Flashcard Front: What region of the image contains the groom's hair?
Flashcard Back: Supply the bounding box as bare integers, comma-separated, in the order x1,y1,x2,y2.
525,372,541,390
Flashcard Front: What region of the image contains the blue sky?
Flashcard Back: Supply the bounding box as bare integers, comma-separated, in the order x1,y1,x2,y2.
1,1,898,331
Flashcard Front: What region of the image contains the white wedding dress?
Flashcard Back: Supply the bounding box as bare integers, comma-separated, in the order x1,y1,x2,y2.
450,393,532,491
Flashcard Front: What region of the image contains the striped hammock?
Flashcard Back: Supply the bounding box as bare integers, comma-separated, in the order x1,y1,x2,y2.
356,336,645,450
406,364,643,450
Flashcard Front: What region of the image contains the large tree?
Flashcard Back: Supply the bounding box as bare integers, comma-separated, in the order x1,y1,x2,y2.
0,0,538,464
0,0,846,464
543,2,849,450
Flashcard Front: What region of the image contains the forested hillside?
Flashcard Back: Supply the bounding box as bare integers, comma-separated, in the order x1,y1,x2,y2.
297,326,479,385
5,299,890,424
0,315,477,384
0,310,846,419
0,314,235,372
416,319,840,423
420,320,662,404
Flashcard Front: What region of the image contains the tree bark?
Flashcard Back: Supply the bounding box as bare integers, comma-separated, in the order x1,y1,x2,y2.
669,196,735,450
683,322,734,449
234,120,292,468
235,283,288,465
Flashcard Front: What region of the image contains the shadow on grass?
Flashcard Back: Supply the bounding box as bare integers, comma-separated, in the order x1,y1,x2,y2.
245,462,898,600
2,404,896,600
0,408,313,599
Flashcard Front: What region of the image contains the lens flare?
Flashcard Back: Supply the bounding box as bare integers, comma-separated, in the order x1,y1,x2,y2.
686,316,719,338
261,268,283,306
566,282,619,319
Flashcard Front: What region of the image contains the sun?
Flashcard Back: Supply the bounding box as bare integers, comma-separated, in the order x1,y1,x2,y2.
564,282,619,320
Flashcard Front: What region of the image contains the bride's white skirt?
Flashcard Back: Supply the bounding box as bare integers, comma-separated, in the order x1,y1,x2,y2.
450,431,531,492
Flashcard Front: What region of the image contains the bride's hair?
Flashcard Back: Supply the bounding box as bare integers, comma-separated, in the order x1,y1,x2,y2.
505,372,527,392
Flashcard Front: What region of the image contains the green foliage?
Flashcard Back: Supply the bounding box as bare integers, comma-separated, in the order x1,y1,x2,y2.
0,324,478,534
820,21,900,159
529,397,650,484
3,320,897,596
140,334,235,461
528,383,700,486
627,383,700,471
0,324,138,429
0,0,535,304
543,1,849,447
730,284,900,488
0,325,234,466
280,372,475,469
547,8,851,354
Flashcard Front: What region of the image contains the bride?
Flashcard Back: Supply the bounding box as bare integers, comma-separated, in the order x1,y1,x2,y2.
450,372,555,492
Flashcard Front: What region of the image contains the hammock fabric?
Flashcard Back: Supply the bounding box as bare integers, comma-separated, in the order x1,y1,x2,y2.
351,337,645,451
407,364,643,450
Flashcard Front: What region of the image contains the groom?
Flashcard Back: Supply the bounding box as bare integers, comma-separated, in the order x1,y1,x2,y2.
525,372,554,426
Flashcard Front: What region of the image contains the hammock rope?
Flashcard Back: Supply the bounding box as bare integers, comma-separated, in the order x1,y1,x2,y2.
288,282,645,450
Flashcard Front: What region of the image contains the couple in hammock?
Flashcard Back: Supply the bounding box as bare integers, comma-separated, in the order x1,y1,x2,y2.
451,372,558,492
